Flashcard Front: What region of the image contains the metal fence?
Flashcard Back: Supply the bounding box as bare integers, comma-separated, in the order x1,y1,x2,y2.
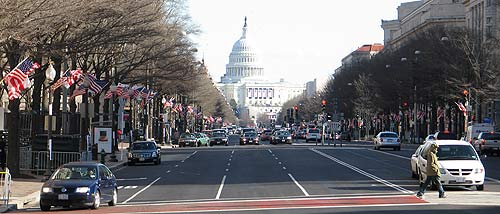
0,168,11,209
19,147,81,175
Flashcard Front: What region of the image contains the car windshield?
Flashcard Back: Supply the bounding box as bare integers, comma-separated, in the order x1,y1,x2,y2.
244,132,256,137
132,142,156,150
278,131,290,136
212,132,226,137
52,166,97,180
481,133,500,140
180,133,194,138
436,133,457,140
380,133,398,138
437,145,478,160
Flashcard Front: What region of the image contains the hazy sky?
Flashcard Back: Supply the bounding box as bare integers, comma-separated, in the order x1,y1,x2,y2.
188,0,409,86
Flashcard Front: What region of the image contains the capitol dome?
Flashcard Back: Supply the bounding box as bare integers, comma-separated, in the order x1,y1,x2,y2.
222,17,265,83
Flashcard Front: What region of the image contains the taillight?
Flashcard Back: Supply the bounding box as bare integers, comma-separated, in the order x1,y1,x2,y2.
481,139,486,145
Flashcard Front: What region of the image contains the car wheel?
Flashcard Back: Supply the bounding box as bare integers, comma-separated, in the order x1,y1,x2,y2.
108,189,118,206
477,184,484,191
91,191,101,209
40,204,51,211
197,141,201,147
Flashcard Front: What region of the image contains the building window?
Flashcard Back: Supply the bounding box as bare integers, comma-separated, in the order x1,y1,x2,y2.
486,26,493,38
487,17,492,24
487,0,492,7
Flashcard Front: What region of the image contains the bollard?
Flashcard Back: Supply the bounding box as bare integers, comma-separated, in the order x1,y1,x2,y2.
100,149,106,164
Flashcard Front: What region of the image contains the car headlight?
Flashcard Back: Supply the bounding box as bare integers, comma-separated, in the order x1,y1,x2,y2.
474,168,484,174
42,187,52,193
223,138,227,141
439,168,447,175
287,136,292,140
75,187,90,193
127,152,132,158
152,152,157,157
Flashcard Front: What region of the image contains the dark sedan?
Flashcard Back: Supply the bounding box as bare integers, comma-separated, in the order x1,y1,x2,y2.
39,162,117,211
210,132,229,146
127,141,161,165
240,132,260,145
271,130,293,144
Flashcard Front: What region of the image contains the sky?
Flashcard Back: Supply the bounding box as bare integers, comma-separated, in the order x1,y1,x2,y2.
188,0,410,87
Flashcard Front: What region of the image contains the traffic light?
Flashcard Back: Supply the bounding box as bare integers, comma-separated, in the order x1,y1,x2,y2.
401,101,409,109
463,89,469,96
293,106,299,122
321,100,327,112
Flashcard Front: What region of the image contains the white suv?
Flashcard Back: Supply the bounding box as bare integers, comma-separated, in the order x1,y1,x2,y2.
417,140,485,190
306,129,321,142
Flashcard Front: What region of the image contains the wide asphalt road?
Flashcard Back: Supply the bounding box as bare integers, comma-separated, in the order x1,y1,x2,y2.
22,137,500,213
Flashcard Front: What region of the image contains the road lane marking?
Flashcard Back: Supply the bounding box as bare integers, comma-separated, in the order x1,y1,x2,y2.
288,173,310,196
231,150,235,154
124,186,138,189
370,149,410,160
311,149,413,194
216,175,227,199
122,177,162,204
166,170,171,173
283,167,287,170
116,177,147,181
268,149,273,154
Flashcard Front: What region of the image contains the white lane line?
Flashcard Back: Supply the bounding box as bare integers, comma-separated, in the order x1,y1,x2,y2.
116,177,147,181
122,177,162,204
268,149,273,154
311,149,413,194
225,169,229,172
231,150,235,154
278,162,282,165
372,148,500,185
229,158,232,161
486,177,500,184
282,167,287,170
275,157,278,160
227,163,231,166
166,170,171,173
288,173,310,196
371,149,410,160
215,175,227,199
175,165,179,167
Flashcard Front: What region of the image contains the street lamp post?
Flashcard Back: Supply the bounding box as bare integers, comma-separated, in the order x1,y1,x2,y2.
109,85,118,162
45,63,56,176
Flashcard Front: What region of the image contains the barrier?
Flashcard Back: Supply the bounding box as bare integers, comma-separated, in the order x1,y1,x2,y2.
0,168,11,209
19,147,81,175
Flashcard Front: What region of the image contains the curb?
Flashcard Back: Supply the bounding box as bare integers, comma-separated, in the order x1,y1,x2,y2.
1,191,40,213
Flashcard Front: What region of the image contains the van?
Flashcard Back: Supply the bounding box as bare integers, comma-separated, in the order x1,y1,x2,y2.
466,123,494,143
416,140,485,190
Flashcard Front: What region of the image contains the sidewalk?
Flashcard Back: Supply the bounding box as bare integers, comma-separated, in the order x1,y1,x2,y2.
1,146,129,213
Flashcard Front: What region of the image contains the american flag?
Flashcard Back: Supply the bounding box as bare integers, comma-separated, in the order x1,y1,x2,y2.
104,90,113,99
69,83,86,100
140,88,150,99
437,107,444,119
50,68,83,91
86,74,108,96
5,58,40,100
163,97,174,108
455,102,467,116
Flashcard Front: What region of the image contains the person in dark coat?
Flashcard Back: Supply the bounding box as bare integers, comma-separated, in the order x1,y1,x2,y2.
416,143,446,198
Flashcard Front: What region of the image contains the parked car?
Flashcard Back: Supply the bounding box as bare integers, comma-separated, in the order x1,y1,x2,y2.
410,145,425,178
210,132,229,146
39,162,118,211
127,141,161,165
193,132,210,147
240,132,259,145
416,140,485,191
373,131,401,150
271,130,292,144
305,128,321,142
260,130,273,141
178,133,197,147
474,132,500,155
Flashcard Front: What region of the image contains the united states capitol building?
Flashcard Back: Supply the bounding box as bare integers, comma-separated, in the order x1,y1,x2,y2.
216,18,306,125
